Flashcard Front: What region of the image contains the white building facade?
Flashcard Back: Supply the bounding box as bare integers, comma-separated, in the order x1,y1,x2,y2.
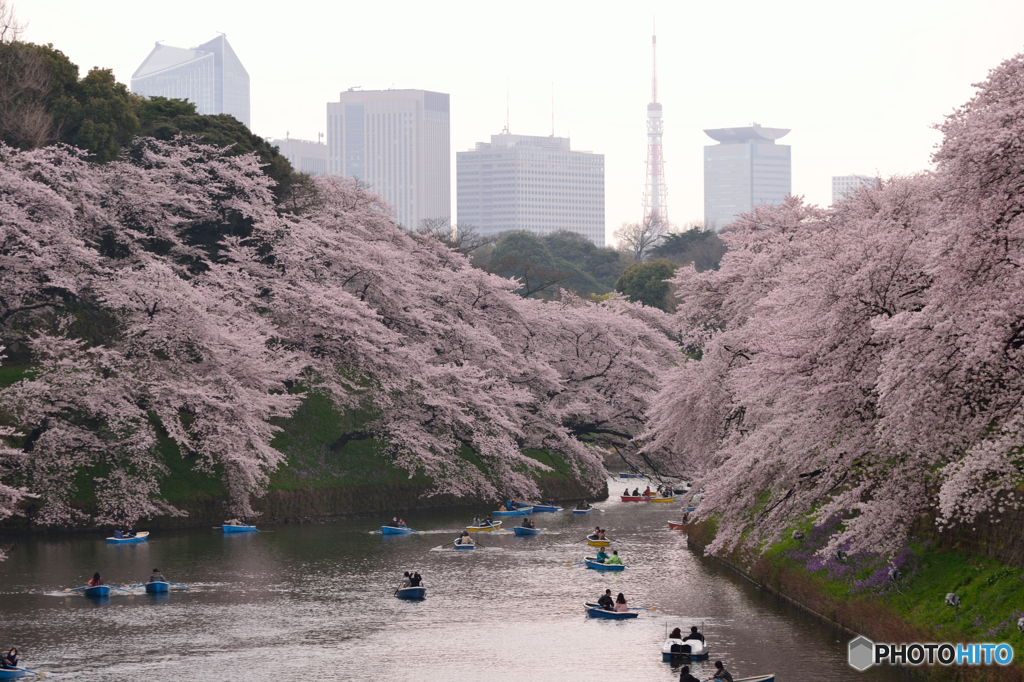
326,89,450,229
456,133,605,246
704,124,791,230
832,175,879,204
270,137,328,176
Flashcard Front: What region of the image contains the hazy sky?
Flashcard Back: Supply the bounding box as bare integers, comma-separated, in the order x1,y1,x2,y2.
15,0,1024,243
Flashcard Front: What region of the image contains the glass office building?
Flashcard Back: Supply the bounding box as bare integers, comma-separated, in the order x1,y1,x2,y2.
270,137,328,176
131,35,250,128
326,89,450,229
456,133,605,246
832,174,879,204
704,124,791,230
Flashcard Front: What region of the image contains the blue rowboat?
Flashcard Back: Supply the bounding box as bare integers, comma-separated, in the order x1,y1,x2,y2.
222,524,258,533
619,473,646,479
83,585,112,598
584,602,638,619
0,668,27,679
493,506,533,517
145,581,170,594
531,503,562,512
572,506,594,515
584,557,625,572
453,539,475,550
106,531,149,544
395,586,426,600
513,526,541,536
380,525,415,535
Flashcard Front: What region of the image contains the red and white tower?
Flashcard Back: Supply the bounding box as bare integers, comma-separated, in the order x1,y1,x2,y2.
643,25,668,225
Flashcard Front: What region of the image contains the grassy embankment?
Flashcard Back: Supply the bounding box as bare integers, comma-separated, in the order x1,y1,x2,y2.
688,519,1024,681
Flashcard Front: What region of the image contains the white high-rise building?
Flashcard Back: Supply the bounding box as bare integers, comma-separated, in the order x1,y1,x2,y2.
270,137,328,176
131,35,250,128
326,89,450,229
704,124,791,230
832,175,879,204
456,133,605,246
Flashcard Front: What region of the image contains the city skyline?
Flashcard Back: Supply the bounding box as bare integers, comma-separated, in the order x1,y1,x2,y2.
14,0,1024,243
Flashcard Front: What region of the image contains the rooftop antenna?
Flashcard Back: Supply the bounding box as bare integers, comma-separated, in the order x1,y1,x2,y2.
506,76,510,134
551,82,555,137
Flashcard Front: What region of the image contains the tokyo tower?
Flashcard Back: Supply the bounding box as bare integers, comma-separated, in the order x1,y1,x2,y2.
643,24,668,225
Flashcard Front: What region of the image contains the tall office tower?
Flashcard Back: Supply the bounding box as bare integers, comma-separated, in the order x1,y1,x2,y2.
270,137,328,176
704,124,791,230
832,174,879,204
456,133,605,246
643,27,668,224
326,89,450,229
131,35,250,128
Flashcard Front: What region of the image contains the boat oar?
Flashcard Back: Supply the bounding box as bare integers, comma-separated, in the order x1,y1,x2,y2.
167,581,190,589
127,584,146,590
565,561,586,567
628,606,658,611
110,586,135,594
64,585,89,593
14,667,46,678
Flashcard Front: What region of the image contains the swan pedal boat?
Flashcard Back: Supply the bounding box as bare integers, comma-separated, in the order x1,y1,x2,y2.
584,557,625,571
531,503,562,512
107,531,150,544
0,669,27,679
380,525,415,535
513,526,541,536
572,506,594,515
667,521,687,530
395,586,427,600
222,524,258,533
493,506,533,517
620,495,651,502
466,521,501,532
453,539,475,550
662,638,711,661
586,534,610,547
584,602,638,619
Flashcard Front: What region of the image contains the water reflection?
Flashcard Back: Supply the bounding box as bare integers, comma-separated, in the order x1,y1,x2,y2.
0,482,903,681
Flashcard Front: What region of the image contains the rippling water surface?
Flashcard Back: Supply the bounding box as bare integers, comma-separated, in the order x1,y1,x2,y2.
0,482,903,681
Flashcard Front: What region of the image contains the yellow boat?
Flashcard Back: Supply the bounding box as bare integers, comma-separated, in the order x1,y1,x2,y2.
466,521,502,532
587,534,610,547
651,497,676,503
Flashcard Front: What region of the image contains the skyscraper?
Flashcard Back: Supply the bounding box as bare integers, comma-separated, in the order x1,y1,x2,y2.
131,35,250,128
270,137,328,176
703,124,791,230
326,89,450,229
832,175,879,204
456,133,605,246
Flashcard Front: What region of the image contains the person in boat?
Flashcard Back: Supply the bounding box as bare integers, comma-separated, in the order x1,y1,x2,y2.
614,592,628,612
482,515,494,527
678,665,700,682
597,528,606,540
148,568,167,583
409,571,422,587
683,626,705,644
604,550,623,565
643,486,651,497
597,589,614,610
576,499,589,510
632,488,640,496
594,547,610,563
521,517,535,529
1,648,16,670
87,572,104,587
669,627,683,640
389,517,400,528
125,525,137,537
398,518,407,528
711,660,734,682
457,531,473,545
401,571,412,587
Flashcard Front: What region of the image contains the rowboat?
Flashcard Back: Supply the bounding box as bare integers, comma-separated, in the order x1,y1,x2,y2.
531,503,562,512
513,526,542,536
395,586,427,600
584,557,625,571
107,531,150,544
586,534,610,547
668,521,687,530
453,539,475,550
618,473,646,479
572,506,594,515
145,581,170,594
620,495,651,502
584,602,638,619
0,669,27,679
222,524,258,533
466,521,501,532
651,497,676,503
734,676,775,682
662,637,711,661
83,585,112,598
380,525,415,535
493,506,533,517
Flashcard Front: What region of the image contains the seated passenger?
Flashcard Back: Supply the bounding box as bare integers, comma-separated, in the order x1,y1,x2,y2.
643,486,651,496
576,499,589,510
594,548,610,563
683,626,705,643
1,648,16,670
401,571,412,587
669,627,682,640
679,665,700,682
148,568,166,583
597,589,614,610
87,572,104,587
614,592,628,612
623,488,630,496
389,517,400,528
113,530,124,539
397,519,407,528
604,550,623,565
410,571,422,587
597,529,606,540
632,488,640,496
